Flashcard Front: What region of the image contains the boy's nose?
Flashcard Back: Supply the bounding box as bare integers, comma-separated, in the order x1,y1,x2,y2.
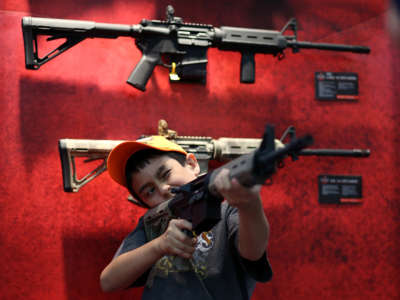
159,183,173,199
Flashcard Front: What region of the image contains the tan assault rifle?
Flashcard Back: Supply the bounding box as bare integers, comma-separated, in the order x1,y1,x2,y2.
58,120,370,193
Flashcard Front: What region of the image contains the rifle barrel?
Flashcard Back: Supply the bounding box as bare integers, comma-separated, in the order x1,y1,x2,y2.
298,149,370,157
288,41,370,54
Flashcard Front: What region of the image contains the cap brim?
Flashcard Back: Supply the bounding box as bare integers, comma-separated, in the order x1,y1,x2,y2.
107,137,187,188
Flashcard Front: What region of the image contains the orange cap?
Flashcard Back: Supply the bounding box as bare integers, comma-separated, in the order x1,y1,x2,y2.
107,136,187,188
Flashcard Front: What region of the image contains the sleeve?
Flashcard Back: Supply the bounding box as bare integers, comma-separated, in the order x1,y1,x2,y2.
113,217,151,287
224,204,273,282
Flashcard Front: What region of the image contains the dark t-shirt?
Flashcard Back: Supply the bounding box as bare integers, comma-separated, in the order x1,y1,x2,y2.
115,202,272,300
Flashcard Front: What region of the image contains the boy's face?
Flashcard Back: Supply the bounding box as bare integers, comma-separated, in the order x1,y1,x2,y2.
130,154,199,208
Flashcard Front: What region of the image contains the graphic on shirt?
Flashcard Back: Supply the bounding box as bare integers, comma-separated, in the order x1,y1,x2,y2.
196,231,215,252
147,230,215,286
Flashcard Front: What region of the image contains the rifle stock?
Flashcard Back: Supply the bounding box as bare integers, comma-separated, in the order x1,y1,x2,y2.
58,139,124,192
21,16,134,69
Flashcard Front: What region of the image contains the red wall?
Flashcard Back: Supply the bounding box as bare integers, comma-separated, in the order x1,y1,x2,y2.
1,0,399,299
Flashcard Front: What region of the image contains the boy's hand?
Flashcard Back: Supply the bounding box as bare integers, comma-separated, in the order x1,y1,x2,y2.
213,168,262,211
213,168,269,261
156,219,197,259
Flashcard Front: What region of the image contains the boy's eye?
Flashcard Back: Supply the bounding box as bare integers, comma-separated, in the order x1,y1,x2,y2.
144,186,155,198
161,169,171,180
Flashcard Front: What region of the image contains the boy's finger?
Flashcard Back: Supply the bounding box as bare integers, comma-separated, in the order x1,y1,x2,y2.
174,218,193,231
168,237,196,257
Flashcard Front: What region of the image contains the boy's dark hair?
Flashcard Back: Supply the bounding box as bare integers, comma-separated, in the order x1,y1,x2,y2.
125,148,187,208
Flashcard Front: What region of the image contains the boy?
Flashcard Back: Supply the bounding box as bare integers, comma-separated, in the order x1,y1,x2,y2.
100,135,272,299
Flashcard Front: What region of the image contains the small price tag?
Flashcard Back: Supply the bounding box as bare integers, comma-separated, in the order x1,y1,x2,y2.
318,175,362,204
315,72,359,101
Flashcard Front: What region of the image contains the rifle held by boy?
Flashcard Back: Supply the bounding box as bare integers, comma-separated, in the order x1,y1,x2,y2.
22,5,370,91
143,124,313,240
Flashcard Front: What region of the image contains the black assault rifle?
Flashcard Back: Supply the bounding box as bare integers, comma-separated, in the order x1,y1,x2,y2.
22,5,370,91
143,124,313,240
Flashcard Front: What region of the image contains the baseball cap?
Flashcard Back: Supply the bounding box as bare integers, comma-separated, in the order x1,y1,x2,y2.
107,135,187,188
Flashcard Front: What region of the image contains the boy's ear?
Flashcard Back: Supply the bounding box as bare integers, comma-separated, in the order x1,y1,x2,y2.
185,153,200,175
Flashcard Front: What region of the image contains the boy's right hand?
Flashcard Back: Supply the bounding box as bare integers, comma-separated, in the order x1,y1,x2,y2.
156,219,197,259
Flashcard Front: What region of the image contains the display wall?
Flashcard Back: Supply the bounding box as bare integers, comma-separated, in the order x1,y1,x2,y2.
0,0,399,299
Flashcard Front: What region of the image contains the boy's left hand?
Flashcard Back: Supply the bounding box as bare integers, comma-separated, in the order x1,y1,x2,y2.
212,168,262,211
